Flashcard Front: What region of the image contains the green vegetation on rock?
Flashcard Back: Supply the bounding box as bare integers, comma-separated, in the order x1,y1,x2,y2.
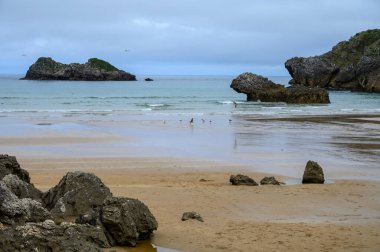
87,58,119,71
323,29,380,67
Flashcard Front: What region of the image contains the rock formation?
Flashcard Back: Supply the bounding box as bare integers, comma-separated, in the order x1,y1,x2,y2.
0,154,157,250
231,72,330,103
260,176,283,185
285,29,380,92
302,160,325,184
22,57,136,81
145,78,154,81
229,174,259,186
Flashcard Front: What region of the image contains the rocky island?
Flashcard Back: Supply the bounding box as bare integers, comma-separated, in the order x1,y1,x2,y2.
285,29,380,92
231,72,330,103
22,57,136,81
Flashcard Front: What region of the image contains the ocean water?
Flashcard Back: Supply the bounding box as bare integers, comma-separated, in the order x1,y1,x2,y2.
1,75,380,121
0,75,380,180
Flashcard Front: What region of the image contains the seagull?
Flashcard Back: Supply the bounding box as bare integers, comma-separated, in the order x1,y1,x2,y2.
201,119,205,123
229,119,232,123
233,101,237,108
21,54,27,57
190,118,194,124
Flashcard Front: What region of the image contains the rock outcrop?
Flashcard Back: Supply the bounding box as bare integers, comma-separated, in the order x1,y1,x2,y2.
0,154,158,250
229,174,259,186
231,73,330,103
42,171,112,221
0,154,30,183
0,220,110,252
22,57,136,81
302,160,325,184
285,29,380,92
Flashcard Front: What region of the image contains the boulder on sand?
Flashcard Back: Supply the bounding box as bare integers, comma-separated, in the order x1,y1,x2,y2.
229,174,259,186
0,154,30,183
181,211,204,222
260,176,283,185
302,160,325,184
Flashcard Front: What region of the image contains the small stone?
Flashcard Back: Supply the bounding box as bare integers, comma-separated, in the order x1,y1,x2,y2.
181,211,204,222
229,174,258,186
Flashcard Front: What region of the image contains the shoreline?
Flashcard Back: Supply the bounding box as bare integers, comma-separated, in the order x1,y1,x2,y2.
18,156,380,252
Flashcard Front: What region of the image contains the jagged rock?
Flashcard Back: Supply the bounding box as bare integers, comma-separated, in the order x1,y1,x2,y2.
2,174,43,201
302,161,325,184
145,78,154,81
0,219,110,252
0,182,49,225
229,174,258,186
230,72,329,103
260,176,283,185
22,57,136,81
285,29,380,92
0,154,30,183
42,171,112,221
100,197,158,246
181,211,204,222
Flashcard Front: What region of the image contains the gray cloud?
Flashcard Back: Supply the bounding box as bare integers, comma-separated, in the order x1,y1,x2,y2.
0,0,379,75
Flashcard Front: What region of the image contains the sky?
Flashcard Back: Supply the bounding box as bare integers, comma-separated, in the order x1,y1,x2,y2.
0,0,379,76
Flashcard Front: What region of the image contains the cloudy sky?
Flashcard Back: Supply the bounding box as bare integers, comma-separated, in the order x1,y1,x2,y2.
0,0,379,76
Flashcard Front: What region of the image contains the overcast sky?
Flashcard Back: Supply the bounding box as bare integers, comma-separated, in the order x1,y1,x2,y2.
0,0,379,76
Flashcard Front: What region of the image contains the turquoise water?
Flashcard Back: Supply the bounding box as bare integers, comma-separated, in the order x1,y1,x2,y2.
0,75,380,180
1,75,380,120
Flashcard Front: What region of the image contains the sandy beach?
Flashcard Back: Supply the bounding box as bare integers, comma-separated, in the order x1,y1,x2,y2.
18,156,380,252
1,114,380,251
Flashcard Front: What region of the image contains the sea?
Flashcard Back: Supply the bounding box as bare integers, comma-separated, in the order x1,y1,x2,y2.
1,75,380,181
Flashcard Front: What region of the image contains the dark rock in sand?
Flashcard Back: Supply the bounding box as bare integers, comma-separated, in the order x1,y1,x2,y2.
0,219,110,252
229,174,258,186
100,197,158,246
230,72,329,104
145,78,154,81
0,154,30,183
0,182,50,225
285,29,380,93
22,57,136,81
181,211,204,222
260,176,283,185
302,161,325,184
42,171,112,221
2,174,43,201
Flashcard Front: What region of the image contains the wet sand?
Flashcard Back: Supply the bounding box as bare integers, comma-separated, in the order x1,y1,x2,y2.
2,114,380,251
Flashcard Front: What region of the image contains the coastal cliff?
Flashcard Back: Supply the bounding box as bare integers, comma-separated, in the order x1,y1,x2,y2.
285,29,380,92
22,57,136,81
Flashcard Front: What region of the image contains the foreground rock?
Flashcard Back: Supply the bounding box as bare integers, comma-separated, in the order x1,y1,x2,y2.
42,171,112,221
230,174,258,186
260,176,283,185
302,161,325,184
231,73,330,103
285,29,380,93
0,154,30,183
22,57,136,81
181,211,204,222
0,220,110,252
0,154,158,250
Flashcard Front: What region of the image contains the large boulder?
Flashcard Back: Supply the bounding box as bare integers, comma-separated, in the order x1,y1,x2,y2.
0,182,49,225
0,154,30,183
302,161,325,184
22,57,136,81
285,29,380,92
42,171,112,221
100,197,158,246
0,220,110,252
230,174,258,186
230,73,329,103
2,174,43,201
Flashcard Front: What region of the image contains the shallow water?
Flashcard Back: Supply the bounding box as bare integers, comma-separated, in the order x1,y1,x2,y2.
0,75,379,181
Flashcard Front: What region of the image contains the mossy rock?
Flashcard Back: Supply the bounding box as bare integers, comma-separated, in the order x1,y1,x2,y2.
87,58,119,71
